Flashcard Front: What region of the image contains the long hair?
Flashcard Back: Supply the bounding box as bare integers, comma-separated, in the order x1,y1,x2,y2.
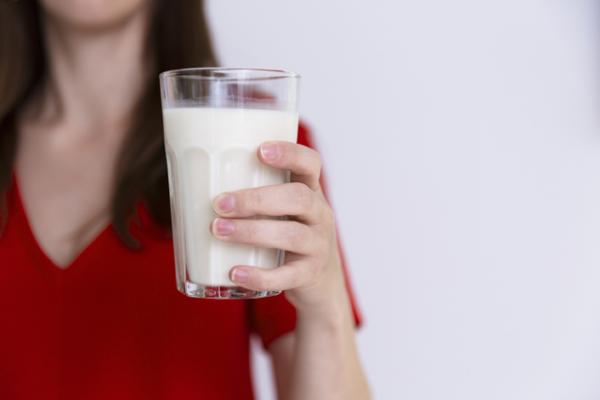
0,0,218,246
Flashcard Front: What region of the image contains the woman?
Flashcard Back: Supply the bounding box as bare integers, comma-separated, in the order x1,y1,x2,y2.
0,0,368,399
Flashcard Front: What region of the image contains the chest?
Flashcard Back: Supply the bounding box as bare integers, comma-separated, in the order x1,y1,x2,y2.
0,219,254,398
15,122,125,268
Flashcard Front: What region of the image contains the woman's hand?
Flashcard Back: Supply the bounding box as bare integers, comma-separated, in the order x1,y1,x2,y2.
212,140,370,399
210,141,346,311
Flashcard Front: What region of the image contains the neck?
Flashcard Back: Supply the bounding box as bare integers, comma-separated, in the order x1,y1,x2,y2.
32,7,152,132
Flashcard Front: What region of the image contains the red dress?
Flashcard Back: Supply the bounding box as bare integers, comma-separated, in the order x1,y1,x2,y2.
0,126,361,399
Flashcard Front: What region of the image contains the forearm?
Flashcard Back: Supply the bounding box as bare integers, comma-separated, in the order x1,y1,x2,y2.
283,266,370,400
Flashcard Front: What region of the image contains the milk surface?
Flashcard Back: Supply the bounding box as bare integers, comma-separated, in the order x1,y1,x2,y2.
163,107,299,287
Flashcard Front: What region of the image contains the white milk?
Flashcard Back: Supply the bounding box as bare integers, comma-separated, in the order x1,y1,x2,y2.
163,107,299,287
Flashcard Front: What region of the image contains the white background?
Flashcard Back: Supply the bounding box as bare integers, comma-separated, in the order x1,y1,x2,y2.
207,1,600,399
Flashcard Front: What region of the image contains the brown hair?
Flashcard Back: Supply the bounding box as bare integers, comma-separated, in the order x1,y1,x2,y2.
0,0,218,246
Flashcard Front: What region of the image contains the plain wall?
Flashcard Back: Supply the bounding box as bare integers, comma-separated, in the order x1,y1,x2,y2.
206,1,600,399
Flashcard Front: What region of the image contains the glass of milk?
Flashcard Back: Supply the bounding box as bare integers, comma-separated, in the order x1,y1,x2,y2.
159,68,299,299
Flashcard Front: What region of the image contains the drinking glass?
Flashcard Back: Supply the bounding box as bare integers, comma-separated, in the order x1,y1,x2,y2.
159,68,299,299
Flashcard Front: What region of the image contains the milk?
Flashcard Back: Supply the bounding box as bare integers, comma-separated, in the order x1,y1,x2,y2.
163,107,299,289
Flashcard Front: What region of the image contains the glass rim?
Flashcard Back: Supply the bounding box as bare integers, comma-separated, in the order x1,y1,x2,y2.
159,67,300,82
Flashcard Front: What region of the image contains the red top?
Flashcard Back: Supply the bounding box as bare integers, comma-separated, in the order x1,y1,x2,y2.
0,126,361,400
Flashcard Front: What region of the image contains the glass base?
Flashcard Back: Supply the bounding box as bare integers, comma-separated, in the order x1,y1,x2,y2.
180,281,281,299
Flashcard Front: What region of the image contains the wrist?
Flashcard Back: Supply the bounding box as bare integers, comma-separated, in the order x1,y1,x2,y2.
295,296,351,330
285,248,354,326
291,275,353,329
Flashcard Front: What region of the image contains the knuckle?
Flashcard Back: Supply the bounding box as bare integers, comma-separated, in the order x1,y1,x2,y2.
244,188,263,213
289,143,301,163
311,149,323,172
313,236,330,257
285,268,303,288
322,205,335,225
241,220,259,241
284,222,309,249
264,273,279,290
305,262,321,286
290,182,314,212
252,274,269,290
248,269,274,290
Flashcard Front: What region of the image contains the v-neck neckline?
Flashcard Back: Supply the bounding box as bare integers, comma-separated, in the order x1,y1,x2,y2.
11,172,113,274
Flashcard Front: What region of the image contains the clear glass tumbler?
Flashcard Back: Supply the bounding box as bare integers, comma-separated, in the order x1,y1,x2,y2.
159,68,299,299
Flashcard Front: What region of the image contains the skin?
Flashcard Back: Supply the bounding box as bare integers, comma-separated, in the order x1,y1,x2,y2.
17,1,370,399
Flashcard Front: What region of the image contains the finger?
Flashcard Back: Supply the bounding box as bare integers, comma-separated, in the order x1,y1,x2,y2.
213,182,327,225
230,262,316,291
211,218,321,256
258,141,322,190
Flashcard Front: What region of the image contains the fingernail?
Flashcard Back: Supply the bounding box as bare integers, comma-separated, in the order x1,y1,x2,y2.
260,143,280,162
215,194,235,213
231,268,249,283
214,218,235,236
